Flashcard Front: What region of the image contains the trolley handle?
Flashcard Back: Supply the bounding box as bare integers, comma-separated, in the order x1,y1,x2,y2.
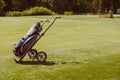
41,16,61,36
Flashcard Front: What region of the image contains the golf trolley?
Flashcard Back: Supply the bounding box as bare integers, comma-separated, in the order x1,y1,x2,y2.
13,17,61,63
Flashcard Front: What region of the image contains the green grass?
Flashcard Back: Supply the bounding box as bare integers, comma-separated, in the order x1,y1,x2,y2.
0,15,120,80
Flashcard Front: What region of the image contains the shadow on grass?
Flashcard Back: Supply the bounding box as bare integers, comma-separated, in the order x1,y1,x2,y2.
17,61,55,66
17,61,80,66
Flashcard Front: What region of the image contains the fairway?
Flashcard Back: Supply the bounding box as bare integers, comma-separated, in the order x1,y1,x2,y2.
0,15,120,80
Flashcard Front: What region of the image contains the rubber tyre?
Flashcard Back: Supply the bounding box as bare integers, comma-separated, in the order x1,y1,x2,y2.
37,51,47,62
28,49,37,59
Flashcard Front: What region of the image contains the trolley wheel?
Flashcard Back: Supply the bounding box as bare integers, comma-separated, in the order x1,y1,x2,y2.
37,51,47,62
28,49,37,61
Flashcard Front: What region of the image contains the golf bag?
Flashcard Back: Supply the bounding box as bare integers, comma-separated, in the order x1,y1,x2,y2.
13,22,42,58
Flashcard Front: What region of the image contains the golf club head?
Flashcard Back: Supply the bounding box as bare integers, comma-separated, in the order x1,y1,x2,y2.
45,20,50,23
40,21,43,25
41,20,50,26
40,21,43,22
57,16,61,19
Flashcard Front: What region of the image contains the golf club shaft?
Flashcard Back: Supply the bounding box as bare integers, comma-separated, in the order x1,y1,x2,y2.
41,20,48,26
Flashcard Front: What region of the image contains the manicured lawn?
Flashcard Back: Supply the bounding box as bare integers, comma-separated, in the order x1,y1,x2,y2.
0,15,120,80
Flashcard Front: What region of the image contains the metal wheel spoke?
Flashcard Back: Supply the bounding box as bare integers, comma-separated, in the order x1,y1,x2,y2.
37,51,47,62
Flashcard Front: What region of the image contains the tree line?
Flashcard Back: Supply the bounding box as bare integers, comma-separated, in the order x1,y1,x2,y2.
0,0,120,15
